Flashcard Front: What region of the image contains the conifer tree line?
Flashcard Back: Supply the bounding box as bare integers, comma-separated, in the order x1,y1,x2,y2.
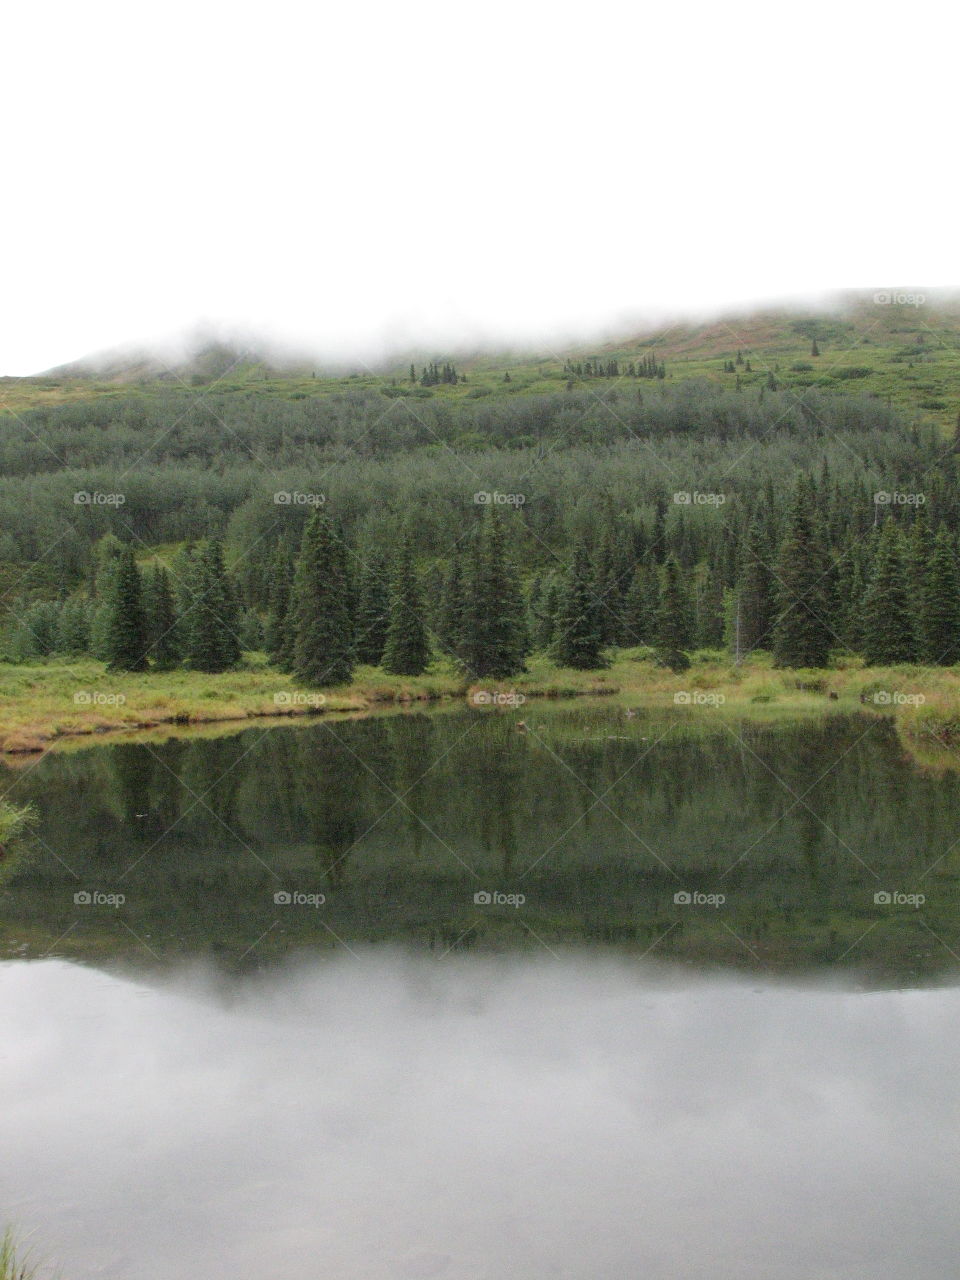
411,361,462,387
563,354,666,379
11,473,960,677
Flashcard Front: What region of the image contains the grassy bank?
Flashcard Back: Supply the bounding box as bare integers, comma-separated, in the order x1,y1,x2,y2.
3,648,960,758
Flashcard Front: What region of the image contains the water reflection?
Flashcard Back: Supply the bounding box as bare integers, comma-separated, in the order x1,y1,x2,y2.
2,954,959,1280
1,706,959,977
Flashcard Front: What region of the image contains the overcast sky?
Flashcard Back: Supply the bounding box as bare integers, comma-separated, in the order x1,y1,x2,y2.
3,0,950,375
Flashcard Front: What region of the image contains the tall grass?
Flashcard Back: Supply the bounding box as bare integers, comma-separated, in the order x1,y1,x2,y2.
0,1228,41,1280
0,801,36,851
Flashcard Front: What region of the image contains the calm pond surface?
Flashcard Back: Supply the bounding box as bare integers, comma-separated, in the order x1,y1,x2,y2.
2,703,960,1278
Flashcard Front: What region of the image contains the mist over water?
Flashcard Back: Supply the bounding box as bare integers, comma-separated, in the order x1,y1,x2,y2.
3,953,960,1280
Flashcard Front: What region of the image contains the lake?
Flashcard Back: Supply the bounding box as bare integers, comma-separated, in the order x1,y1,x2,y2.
2,703,959,1278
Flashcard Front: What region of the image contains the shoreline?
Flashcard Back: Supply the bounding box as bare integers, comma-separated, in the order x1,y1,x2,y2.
2,652,959,761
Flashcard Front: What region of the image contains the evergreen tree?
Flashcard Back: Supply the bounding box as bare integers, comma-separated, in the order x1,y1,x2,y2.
143,564,180,670
529,571,562,651
694,566,725,648
835,538,867,653
104,546,148,672
906,507,933,616
291,511,355,686
20,600,60,658
552,539,605,669
436,552,467,657
459,511,527,677
861,520,918,665
921,527,960,664
382,536,430,676
654,555,692,672
772,480,833,668
265,540,295,669
186,540,241,672
622,562,654,646
355,552,391,665
738,515,775,654
593,522,623,644
56,597,91,656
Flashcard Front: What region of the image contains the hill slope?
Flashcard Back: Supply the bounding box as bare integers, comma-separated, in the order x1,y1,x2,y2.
2,291,959,430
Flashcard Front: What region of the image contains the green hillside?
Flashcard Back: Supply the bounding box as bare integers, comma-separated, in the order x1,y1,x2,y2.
2,292,959,430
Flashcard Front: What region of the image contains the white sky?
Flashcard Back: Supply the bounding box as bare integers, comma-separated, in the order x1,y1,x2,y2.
3,0,952,375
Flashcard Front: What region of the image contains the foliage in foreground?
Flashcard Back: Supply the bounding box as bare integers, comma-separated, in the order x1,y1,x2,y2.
0,1228,45,1280
0,801,37,852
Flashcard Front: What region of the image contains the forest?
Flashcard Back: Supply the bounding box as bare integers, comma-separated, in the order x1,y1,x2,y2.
2,377,958,679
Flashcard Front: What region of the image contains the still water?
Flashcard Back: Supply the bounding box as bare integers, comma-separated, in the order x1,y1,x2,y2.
2,704,960,1277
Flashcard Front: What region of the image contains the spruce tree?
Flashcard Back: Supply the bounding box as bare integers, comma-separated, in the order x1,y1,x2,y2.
529,571,561,652
436,552,467,658
906,507,933,617
552,539,605,669
861,520,918,665
104,546,148,672
265,540,295,668
479,511,527,677
381,536,430,676
291,511,355,686
186,540,241,672
593,522,623,644
459,511,527,678
772,480,833,668
921,527,960,664
622,561,653,647
56,597,91,656
654,555,692,672
143,564,180,670
738,515,775,654
355,552,391,665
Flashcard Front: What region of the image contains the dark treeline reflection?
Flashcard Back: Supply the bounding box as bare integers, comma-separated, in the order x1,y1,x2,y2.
3,706,960,976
